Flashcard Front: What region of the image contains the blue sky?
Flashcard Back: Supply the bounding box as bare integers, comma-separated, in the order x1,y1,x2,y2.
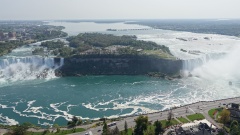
1,0,240,20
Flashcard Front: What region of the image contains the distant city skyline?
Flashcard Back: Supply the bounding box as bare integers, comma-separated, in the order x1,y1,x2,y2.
1,0,240,20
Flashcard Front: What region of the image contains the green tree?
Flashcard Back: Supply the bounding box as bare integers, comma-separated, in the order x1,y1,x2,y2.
124,121,128,133
167,109,174,122
219,109,230,124
112,126,120,135
58,46,72,57
230,120,239,135
154,120,163,135
11,122,32,135
134,115,148,135
53,124,60,133
42,129,50,135
102,120,111,135
67,116,82,128
144,126,154,135
32,48,44,55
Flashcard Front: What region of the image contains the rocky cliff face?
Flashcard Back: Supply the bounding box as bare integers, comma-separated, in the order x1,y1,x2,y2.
57,55,182,76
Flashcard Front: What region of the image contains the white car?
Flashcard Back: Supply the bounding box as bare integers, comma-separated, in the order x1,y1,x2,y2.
85,131,93,135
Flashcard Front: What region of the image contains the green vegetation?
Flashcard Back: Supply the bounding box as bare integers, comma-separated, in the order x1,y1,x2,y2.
63,33,173,59
144,125,155,135
219,109,230,124
24,128,85,135
134,115,148,135
67,116,82,128
143,49,175,59
223,126,230,133
6,122,33,135
57,47,73,57
186,113,205,121
160,119,179,128
32,48,44,55
177,117,189,123
102,119,121,135
124,121,128,134
208,108,223,120
68,33,160,49
0,41,22,56
120,128,133,135
41,40,65,50
208,108,217,119
154,120,164,135
131,116,165,135
0,23,67,56
39,33,174,59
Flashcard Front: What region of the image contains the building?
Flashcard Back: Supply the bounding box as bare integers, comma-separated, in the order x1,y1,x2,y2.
0,32,4,40
227,103,240,122
8,32,16,39
227,103,240,110
171,119,217,135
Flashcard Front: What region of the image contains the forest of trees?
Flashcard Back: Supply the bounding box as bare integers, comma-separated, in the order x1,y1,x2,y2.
67,33,171,54
31,33,174,60
0,41,22,56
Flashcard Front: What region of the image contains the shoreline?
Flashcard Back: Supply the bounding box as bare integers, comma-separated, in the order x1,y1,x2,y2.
1,96,239,126
1,94,239,134
0,95,239,134
106,95,240,119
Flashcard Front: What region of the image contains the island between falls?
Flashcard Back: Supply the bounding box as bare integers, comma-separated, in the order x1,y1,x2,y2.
35,33,183,77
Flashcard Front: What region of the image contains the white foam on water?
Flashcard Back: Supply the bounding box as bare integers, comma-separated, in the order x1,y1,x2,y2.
0,114,19,125
50,102,75,121
137,30,240,60
50,102,91,120
66,104,77,112
37,120,52,127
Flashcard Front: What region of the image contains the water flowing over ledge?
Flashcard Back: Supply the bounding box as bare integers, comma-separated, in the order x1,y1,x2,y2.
181,53,225,72
0,56,64,84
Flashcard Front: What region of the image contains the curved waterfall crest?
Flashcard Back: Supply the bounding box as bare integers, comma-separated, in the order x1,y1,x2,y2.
182,53,225,71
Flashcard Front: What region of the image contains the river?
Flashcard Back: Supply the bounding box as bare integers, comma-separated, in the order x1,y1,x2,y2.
0,21,240,126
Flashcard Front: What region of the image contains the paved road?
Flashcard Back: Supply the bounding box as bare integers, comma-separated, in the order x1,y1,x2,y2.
73,97,240,135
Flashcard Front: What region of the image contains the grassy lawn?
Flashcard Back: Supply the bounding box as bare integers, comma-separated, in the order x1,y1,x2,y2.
143,50,176,60
26,128,85,135
208,108,223,122
121,128,133,135
186,113,205,121
208,108,216,119
160,119,179,128
177,117,189,123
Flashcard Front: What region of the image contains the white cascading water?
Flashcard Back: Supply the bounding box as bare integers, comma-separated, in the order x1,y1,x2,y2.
182,53,225,72
0,56,64,84
190,44,240,81
181,43,240,82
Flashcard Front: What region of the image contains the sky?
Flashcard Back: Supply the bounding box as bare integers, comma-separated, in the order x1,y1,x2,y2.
0,0,240,20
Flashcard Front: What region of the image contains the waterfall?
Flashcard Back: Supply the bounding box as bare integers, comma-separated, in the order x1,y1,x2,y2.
182,53,225,72
0,56,64,83
60,58,64,67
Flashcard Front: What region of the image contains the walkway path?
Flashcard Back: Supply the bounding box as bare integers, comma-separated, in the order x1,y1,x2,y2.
174,118,182,124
